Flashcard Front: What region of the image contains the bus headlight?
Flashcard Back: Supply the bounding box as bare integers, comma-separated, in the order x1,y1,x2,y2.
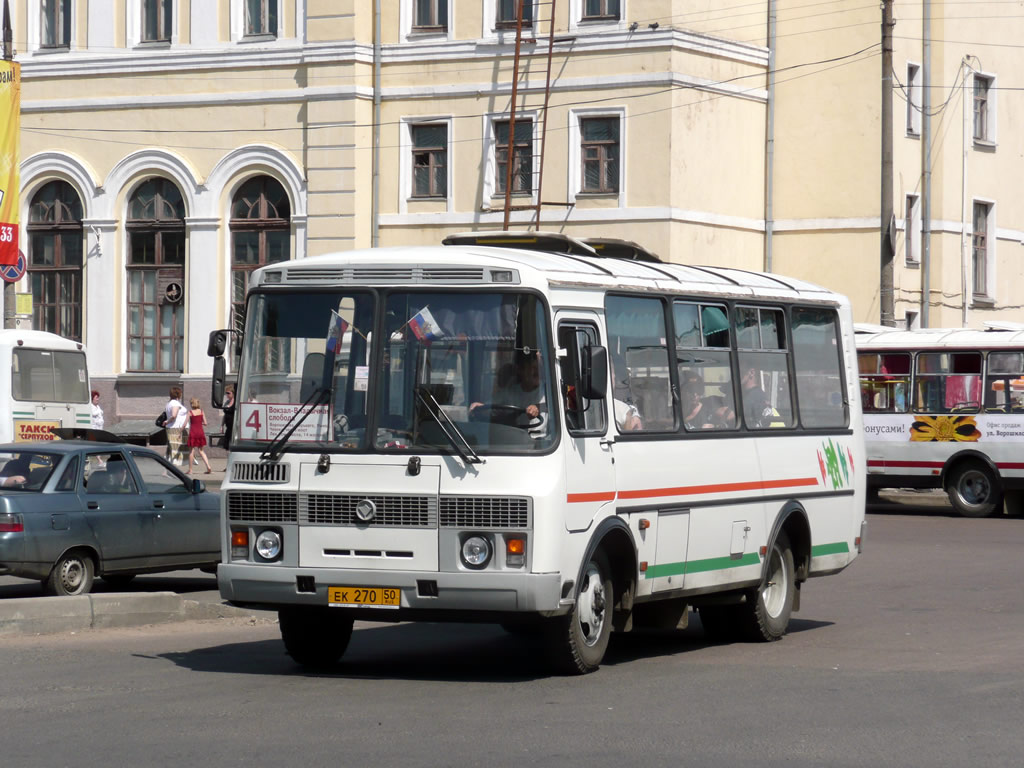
255,530,282,561
460,535,492,569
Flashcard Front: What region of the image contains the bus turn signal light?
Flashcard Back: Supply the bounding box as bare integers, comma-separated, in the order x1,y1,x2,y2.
506,538,526,567
231,530,249,559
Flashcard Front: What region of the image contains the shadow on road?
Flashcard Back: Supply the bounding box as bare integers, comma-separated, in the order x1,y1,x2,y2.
0,571,218,600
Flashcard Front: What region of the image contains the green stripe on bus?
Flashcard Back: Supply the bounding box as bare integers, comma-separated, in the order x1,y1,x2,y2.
12,412,33,417
811,541,850,556
645,552,761,579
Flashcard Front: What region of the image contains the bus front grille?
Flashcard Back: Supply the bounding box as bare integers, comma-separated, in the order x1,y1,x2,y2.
227,491,298,522
439,496,531,529
301,493,437,528
231,462,290,483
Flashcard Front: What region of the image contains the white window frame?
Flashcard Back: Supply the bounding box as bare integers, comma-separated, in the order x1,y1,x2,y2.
972,71,997,147
906,62,921,137
401,0,454,42
28,0,75,54
482,111,540,208
904,193,920,266
400,117,454,214
483,0,538,38
569,0,626,33
127,0,178,48
970,198,995,303
230,0,286,42
568,108,626,207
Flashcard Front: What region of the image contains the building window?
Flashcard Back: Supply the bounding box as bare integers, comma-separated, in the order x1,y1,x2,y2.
497,0,533,27
414,0,448,31
27,181,83,341
127,179,186,372
906,62,921,136
40,0,71,49
972,201,992,298
973,74,993,143
231,176,291,368
905,193,920,265
245,0,278,36
580,117,620,193
495,119,533,195
411,124,447,198
141,0,173,43
582,0,620,20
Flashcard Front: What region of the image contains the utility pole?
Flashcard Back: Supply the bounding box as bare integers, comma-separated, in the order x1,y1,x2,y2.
3,0,14,330
879,0,895,326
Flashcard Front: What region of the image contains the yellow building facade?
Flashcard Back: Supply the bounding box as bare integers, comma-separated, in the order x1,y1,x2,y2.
5,1,1023,420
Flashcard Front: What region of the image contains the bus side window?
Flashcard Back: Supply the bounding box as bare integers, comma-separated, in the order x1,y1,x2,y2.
558,323,606,435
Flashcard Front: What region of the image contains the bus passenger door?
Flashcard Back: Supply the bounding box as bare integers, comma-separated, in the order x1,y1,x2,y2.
557,316,617,532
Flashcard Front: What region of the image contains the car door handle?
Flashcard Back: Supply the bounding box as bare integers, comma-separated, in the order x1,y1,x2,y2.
153,500,165,509
87,501,99,510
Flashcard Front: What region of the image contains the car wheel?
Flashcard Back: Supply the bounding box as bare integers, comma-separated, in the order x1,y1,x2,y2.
101,574,136,589
278,607,354,670
544,549,614,675
45,550,95,597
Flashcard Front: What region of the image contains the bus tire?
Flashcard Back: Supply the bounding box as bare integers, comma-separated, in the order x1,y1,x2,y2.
544,549,614,675
45,550,95,597
738,529,795,642
278,607,354,670
947,461,1002,518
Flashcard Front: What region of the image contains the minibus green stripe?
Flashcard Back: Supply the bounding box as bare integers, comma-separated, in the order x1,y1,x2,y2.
811,541,850,556
645,552,760,579
12,411,33,417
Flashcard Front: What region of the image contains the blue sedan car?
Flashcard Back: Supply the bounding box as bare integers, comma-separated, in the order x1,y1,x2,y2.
0,437,220,596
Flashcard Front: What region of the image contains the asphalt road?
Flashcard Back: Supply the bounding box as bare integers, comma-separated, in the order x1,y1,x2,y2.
2,493,1022,767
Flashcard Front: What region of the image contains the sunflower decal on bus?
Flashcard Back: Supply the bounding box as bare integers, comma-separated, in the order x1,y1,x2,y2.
909,414,981,442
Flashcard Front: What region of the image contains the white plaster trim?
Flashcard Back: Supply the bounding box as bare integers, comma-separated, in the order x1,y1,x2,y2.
126,0,180,49
399,117,454,215
972,70,997,147
206,144,307,218
19,152,102,220
103,149,203,220
400,0,456,44
568,0,628,34
772,218,878,232
26,0,78,54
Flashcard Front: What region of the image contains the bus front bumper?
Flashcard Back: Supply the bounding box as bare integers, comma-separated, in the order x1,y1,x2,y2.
218,563,566,616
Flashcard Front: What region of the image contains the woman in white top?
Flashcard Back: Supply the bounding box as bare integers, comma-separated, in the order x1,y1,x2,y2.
90,390,104,431
164,386,189,467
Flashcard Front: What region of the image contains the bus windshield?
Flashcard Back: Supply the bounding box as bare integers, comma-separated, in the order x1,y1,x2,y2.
234,289,555,454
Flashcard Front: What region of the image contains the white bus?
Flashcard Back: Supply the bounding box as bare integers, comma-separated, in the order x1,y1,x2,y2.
0,330,91,443
857,324,1024,517
210,233,865,674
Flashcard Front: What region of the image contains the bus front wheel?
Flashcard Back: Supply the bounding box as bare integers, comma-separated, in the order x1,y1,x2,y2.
279,607,354,670
947,461,1002,518
544,549,614,675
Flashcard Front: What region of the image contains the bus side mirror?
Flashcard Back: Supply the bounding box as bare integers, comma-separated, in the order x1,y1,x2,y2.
211,356,226,409
208,330,228,357
300,352,326,402
580,345,608,400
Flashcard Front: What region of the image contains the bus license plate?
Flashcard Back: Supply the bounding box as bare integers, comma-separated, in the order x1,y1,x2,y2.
328,586,400,609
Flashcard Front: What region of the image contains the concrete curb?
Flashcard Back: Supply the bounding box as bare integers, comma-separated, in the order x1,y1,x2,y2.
0,592,273,636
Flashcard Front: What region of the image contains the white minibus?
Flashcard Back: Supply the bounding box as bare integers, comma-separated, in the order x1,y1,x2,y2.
210,233,865,673
0,329,91,443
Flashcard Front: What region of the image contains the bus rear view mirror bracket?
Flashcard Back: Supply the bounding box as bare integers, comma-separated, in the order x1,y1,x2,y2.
581,345,608,400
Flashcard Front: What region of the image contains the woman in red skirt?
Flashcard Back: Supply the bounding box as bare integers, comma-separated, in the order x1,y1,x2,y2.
187,397,213,475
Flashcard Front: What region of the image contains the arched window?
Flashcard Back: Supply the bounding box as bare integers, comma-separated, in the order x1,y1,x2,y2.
126,178,185,372
230,176,290,365
27,180,83,341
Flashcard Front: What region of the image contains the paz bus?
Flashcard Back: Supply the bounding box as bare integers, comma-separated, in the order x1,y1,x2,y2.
856,324,1024,517
209,233,865,674
0,329,91,443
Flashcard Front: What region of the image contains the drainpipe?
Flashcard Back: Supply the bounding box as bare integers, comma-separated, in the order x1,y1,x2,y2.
764,0,776,273
920,0,931,326
372,0,381,247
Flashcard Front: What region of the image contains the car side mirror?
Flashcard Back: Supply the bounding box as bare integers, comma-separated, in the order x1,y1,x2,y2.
211,356,226,409
580,345,608,400
207,330,229,357
192,478,205,494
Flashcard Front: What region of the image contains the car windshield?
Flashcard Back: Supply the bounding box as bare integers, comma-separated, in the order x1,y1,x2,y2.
376,291,555,454
233,288,555,455
0,451,59,492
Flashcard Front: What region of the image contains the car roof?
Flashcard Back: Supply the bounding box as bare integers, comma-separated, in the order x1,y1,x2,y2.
0,440,158,456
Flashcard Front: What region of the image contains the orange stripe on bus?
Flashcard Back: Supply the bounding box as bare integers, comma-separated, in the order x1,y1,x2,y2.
616,476,820,501
567,491,618,503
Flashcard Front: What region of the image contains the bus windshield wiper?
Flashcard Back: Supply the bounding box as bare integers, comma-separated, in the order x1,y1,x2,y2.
260,386,328,462
415,386,481,465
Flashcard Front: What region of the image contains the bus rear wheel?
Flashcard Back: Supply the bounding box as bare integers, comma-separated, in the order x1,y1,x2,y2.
278,607,354,670
947,461,1002,518
544,549,614,675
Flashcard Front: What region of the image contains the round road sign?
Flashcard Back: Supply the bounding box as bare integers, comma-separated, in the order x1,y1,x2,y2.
0,250,26,283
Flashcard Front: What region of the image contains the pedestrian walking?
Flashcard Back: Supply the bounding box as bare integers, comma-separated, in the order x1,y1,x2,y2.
186,397,213,475
164,386,188,467
90,390,104,430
